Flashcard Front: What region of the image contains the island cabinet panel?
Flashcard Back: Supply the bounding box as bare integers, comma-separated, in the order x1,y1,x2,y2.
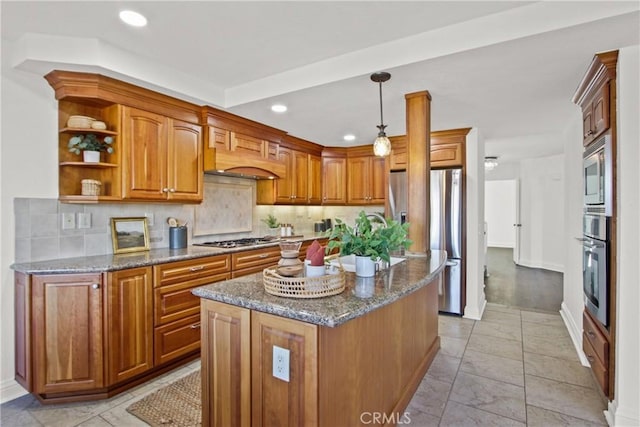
200,300,251,427
31,273,104,395
317,279,440,426
14,272,31,391
321,157,347,204
106,267,154,384
251,312,318,427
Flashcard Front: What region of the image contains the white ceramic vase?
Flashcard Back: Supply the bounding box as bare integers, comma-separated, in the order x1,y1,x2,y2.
355,255,376,277
83,150,100,163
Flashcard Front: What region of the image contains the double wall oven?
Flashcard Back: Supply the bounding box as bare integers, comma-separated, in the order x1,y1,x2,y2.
581,133,612,327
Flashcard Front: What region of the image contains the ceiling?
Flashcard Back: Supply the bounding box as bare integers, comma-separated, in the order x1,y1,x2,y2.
2,1,639,163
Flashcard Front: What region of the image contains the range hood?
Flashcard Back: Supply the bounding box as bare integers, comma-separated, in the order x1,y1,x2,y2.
204,149,286,180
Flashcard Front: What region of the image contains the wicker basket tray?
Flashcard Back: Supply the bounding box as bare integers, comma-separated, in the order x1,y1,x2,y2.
263,266,345,299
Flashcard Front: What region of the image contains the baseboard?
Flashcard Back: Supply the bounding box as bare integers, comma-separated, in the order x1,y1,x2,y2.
463,298,487,320
606,398,640,427
560,302,589,366
0,378,28,404
517,258,564,273
487,243,514,248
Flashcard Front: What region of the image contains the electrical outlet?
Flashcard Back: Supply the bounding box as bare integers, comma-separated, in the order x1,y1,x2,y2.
77,212,91,229
61,213,76,229
272,345,290,382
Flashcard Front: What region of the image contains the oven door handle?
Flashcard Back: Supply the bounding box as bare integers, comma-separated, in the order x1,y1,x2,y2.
582,241,605,250
574,237,588,242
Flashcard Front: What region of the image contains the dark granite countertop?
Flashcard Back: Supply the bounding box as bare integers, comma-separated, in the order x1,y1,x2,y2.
192,250,447,327
10,235,327,274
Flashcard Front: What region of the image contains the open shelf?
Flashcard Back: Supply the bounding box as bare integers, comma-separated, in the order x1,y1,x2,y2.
60,127,118,136
60,162,118,168
58,195,122,204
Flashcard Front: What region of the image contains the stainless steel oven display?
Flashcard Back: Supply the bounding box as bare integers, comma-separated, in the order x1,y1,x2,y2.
582,214,608,327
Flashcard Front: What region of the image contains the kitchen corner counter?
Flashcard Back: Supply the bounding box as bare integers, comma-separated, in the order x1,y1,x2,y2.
192,250,446,327
10,235,327,274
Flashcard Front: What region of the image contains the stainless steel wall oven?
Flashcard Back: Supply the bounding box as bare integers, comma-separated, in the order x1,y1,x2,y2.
581,214,609,327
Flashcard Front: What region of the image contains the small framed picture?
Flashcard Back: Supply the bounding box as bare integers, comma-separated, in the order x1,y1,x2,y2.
111,217,150,254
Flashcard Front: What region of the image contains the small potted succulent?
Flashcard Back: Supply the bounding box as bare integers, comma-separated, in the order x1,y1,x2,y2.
68,134,114,163
326,211,411,277
261,213,280,236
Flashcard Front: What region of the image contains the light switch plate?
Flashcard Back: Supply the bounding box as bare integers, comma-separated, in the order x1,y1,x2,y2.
272,345,290,382
61,213,76,229
77,213,91,229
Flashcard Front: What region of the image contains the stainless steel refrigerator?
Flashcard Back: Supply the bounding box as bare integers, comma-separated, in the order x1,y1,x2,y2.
388,168,464,315
431,169,464,315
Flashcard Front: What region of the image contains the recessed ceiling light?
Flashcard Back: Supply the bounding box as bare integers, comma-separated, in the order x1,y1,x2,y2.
119,10,148,27
271,104,287,113
343,134,356,141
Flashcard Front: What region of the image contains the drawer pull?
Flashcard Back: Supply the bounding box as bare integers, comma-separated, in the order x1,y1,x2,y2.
190,323,201,329
189,266,205,272
586,353,595,362
258,254,269,258
587,330,596,339
92,283,100,290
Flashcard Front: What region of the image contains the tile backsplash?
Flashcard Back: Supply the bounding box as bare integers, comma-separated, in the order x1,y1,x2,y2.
14,174,382,262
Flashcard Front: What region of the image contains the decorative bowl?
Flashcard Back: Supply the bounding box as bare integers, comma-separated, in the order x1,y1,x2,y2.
67,115,95,128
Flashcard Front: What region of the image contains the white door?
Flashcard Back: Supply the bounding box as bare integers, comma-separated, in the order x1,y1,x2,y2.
513,179,522,264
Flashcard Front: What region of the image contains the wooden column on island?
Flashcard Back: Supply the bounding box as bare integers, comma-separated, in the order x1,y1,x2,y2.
405,91,432,253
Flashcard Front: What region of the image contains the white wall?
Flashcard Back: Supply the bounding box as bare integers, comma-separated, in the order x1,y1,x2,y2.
518,154,565,272
463,128,486,320
609,44,640,427
484,180,516,248
1,67,60,402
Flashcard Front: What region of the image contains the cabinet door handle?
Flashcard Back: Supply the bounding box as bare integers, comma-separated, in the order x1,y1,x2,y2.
190,266,205,272
169,188,176,193
92,283,100,289
586,353,595,363
190,323,201,329
162,187,169,193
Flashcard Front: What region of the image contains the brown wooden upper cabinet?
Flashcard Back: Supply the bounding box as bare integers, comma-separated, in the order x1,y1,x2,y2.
257,136,322,205
121,106,203,202
322,154,347,204
573,51,617,147
347,154,386,205
46,70,204,204
389,128,470,169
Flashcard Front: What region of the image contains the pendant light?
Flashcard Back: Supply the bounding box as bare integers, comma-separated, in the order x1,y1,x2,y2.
371,72,392,157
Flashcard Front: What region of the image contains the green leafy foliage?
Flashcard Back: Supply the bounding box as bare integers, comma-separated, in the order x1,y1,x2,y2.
261,213,279,228
68,134,114,155
325,211,411,262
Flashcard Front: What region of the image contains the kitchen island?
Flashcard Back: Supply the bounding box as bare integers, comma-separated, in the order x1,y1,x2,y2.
192,250,446,427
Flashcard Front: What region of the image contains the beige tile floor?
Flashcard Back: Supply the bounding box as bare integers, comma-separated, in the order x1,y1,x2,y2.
1,304,607,426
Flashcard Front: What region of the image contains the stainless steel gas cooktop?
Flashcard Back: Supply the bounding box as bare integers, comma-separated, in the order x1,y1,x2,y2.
193,237,279,249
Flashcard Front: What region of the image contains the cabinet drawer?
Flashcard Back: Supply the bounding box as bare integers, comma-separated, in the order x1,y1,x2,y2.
154,272,230,325
154,314,201,366
582,332,608,395
583,311,608,363
232,247,281,271
154,255,230,287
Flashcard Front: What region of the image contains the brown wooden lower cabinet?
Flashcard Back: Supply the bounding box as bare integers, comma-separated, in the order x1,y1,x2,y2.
31,273,105,396
200,279,440,426
583,310,610,395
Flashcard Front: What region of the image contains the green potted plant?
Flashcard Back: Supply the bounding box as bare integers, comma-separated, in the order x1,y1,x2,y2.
261,213,280,236
68,133,114,163
326,211,411,277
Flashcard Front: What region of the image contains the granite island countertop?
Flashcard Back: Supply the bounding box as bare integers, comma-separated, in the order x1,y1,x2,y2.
10,235,327,274
192,250,447,327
